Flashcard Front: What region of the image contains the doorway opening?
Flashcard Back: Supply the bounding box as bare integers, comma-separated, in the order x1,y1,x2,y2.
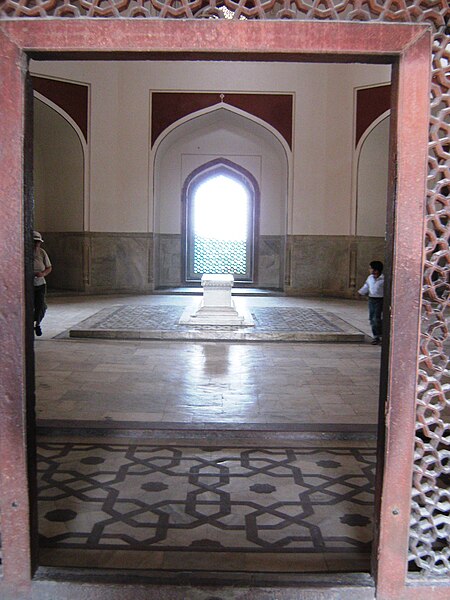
184,160,257,283
30,55,391,580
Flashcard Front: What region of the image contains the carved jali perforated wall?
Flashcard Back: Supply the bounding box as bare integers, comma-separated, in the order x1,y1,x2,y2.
1,0,449,581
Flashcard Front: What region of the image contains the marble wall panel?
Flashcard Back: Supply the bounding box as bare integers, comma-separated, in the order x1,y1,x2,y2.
43,232,384,296
156,234,182,288
287,235,351,296
286,235,385,298
89,233,153,293
43,232,153,293
257,235,285,289
41,232,85,291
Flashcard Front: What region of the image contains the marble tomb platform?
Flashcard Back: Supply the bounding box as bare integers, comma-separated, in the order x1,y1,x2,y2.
68,304,365,342
178,274,254,327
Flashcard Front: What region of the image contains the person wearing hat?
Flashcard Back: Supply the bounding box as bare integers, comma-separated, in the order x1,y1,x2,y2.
33,231,52,336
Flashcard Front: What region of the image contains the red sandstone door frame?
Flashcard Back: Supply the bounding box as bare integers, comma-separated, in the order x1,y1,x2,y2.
0,20,432,600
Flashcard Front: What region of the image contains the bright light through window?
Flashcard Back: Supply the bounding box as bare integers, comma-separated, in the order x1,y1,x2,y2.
186,166,255,280
193,175,249,241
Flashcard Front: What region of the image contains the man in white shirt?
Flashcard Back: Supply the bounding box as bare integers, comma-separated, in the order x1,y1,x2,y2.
358,260,384,345
33,231,52,336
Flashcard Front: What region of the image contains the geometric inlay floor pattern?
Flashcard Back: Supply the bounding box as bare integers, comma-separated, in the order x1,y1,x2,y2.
68,305,365,342
38,441,375,554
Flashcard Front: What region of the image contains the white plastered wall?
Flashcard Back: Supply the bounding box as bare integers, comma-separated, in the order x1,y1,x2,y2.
30,60,391,236
322,65,392,236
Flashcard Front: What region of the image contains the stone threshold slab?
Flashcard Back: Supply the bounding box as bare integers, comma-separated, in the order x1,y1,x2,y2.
34,566,375,598
67,304,366,343
37,419,378,443
38,548,371,573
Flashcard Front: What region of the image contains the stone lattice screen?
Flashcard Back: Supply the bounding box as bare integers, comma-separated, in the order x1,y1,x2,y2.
1,0,449,579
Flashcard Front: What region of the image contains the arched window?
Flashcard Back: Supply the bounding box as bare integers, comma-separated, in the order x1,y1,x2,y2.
183,160,258,283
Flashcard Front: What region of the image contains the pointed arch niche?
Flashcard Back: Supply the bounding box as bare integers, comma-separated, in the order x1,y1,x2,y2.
33,92,88,291
353,111,390,288
152,105,290,289
33,93,86,233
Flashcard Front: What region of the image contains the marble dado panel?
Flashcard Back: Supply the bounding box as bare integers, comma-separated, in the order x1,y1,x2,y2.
43,232,154,293
89,233,153,293
40,232,85,292
155,234,285,289
286,235,385,298
43,232,383,296
258,235,285,289
154,233,182,288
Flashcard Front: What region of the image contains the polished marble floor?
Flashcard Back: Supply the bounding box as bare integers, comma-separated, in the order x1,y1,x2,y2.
33,294,381,575
35,293,381,425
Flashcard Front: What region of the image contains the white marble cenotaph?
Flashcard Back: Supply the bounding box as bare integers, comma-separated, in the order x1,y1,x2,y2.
178,274,254,326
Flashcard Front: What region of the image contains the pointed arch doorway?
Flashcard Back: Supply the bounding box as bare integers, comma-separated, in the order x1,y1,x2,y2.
183,159,258,283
